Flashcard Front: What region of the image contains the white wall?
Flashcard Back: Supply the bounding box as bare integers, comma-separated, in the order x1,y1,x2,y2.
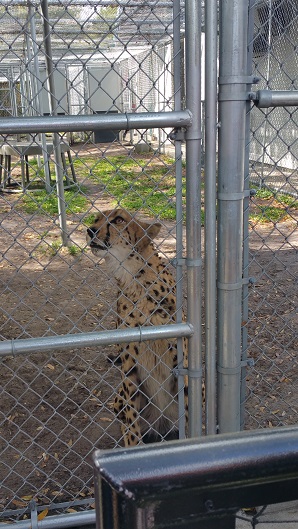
39,66,68,115
87,66,121,112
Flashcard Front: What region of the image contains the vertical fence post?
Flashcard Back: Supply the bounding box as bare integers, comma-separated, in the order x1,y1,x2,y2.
217,0,250,433
204,0,218,436
185,0,203,438
241,0,256,430
41,0,69,247
173,0,186,438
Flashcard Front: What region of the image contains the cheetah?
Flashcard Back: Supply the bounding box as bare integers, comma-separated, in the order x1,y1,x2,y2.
86,208,188,447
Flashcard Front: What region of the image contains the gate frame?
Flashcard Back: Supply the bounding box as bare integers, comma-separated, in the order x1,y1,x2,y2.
0,1,204,526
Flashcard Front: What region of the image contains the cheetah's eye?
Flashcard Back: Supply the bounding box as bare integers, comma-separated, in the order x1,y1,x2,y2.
113,216,125,225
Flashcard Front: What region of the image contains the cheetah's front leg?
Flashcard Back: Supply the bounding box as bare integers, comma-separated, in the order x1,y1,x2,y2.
114,365,143,447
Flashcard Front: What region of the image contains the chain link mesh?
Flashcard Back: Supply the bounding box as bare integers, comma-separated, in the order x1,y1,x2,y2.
0,1,189,522
0,0,297,527
244,0,298,439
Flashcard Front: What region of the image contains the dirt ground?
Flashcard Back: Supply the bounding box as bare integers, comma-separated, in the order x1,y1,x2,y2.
0,143,297,513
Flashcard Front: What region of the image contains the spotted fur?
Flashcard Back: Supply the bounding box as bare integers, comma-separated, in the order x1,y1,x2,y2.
86,208,188,447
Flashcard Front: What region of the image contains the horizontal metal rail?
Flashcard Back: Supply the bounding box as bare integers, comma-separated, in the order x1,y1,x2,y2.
93,426,298,529
1,0,175,5
254,89,298,108
0,110,192,135
0,510,95,529
0,323,193,358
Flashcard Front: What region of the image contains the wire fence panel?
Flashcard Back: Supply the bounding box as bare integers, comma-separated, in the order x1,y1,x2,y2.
0,0,297,527
250,0,298,194
0,0,200,524
243,0,298,434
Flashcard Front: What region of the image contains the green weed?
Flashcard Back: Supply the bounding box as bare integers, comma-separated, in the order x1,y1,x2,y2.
68,244,82,256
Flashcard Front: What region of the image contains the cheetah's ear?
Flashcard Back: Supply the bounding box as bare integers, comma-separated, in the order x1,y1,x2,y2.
146,222,162,240
136,221,161,251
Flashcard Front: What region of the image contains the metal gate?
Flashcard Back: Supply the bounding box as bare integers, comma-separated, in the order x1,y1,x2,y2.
0,0,297,528
0,2,202,527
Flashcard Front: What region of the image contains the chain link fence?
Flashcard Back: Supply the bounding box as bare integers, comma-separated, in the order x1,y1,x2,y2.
243,0,298,438
0,1,192,524
0,0,297,528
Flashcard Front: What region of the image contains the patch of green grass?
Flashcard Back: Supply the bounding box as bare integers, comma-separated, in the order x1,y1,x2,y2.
80,155,187,220
34,239,83,257
19,154,205,223
19,188,89,216
252,187,273,200
250,206,287,224
278,194,298,208
82,212,97,226
33,240,61,258
250,186,298,224
253,186,298,207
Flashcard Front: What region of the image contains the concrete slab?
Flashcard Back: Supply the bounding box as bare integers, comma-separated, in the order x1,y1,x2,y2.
236,501,298,528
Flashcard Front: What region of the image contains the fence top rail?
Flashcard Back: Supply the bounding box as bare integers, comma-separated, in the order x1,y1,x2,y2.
0,110,192,135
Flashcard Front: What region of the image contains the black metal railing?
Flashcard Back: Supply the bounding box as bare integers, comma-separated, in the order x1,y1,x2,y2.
93,426,298,529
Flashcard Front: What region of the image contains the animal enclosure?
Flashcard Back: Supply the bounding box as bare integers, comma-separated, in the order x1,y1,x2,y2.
0,1,297,528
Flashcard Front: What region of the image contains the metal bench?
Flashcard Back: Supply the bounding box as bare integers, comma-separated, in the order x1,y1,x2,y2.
0,140,76,191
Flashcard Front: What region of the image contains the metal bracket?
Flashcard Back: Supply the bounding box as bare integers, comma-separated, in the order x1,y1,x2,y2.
218,75,260,85
217,279,243,291
173,367,203,378
248,277,256,286
217,190,251,201
171,257,202,268
218,76,260,102
217,364,241,375
169,128,186,141
217,277,255,291
217,359,254,375
241,358,255,368
29,501,38,529
218,92,251,102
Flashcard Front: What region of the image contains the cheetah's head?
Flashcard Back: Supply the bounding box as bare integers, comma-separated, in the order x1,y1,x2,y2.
86,209,161,265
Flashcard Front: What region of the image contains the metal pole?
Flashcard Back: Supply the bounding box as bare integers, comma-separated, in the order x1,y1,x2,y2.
173,0,185,439
0,510,95,529
217,0,250,433
27,6,40,116
255,89,298,108
41,0,68,246
185,0,202,438
10,69,18,117
0,110,192,135
0,323,193,358
241,0,256,430
28,1,51,192
24,32,35,118
259,0,272,186
204,0,218,436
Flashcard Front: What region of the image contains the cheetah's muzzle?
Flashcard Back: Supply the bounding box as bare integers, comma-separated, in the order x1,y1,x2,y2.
87,227,109,251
